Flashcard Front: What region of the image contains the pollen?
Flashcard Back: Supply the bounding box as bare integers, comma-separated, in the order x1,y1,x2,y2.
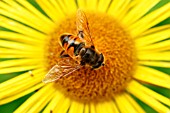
46,12,137,102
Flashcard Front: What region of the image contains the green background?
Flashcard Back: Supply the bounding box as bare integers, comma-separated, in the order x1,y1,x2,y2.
0,0,170,112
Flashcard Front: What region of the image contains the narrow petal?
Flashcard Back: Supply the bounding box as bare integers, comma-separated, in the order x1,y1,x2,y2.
90,103,96,113
0,31,44,45
0,48,44,58
0,65,42,74
0,68,45,91
133,66,170,88
0,59,42,68
77,0,86,10
0,0,53,33
86,0,98,11
96,101,120,113
68,101,84,113
135,28,170,47
0,16,47,39
43,91,64,113
108,0,131,19
56,0,77,15
49,0,66,17
122,0,160,26
97,0,112,13
14,84,54,113
115,94,138,113
132,81,170,106
0,74,42,99
36,0,64,22
124,93,146,113
84,104,90,113
53,97,71,113
115,0,138,21
129,3,170,37
139,61,170,68
138,51,170,61
0,83,44,105
0,40,43,51
63,0,77,14
16,0,55,28
0,8,49,33
27,88,56,113
141,24,170,36
137,40,170,52
114,95,128,113
127,81,170,113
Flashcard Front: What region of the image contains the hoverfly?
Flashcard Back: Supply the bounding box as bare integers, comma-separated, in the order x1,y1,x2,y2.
43,9,104,83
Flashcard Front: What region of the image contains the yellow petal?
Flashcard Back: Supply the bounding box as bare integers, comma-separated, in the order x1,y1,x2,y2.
1,0,54,33
0,68,46,91
0,40,43,51
0,16,47,39
141,24,170,36
90,103,96,113
56,0,77,15
42,91,64,112
138,51,170,61
129,3,170,37
139,61,170,67
0,75,42,99
116,0,138,21
138,40,170,52
0,54,42,58
127,81,170,113
134,66,170,88
0,31,44,45
135,28,170,47
108,0,131,19
120,94,139,113
97,0,112,13
15,0,55,28
97,101,120,113
124,93,146,113
0,83,44,105
84,104,90,113
122,0,160,26
132,81,170,106
114,95,128,113
86,0,98,11
27,88,56,113
14,84,54,113
63,0,77,14
53,97,71,113
0,65,42,74
0,8,49,33
77,0,86,10
48,0,66,17
68,101,84,113
36,0,64,23
0,59,42,68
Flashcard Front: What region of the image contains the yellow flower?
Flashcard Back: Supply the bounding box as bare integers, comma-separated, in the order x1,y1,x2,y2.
0,0,170,113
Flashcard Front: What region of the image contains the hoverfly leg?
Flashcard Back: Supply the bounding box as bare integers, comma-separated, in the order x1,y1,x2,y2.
60,50,69,58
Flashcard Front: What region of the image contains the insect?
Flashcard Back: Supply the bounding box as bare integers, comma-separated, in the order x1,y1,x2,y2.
43,9,104,83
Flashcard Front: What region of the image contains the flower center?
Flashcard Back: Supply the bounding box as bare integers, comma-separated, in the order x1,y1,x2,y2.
46,12,136,102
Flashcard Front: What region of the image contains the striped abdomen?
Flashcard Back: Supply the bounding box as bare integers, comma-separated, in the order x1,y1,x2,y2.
60,34,85,58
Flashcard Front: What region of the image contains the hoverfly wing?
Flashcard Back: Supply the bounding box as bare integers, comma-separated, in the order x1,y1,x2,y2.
76,9,94,47
42,57,82,83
